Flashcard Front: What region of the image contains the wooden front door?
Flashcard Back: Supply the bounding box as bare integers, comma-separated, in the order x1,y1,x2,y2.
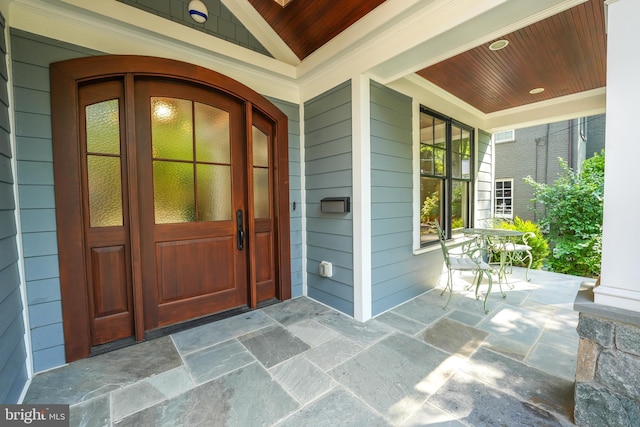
52,56,291,361
135,79,248,329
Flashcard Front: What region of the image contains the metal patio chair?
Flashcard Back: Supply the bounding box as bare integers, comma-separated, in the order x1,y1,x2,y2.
434,220,503,313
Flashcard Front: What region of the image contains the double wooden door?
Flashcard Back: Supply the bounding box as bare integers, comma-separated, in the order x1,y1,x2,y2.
52,57,290,361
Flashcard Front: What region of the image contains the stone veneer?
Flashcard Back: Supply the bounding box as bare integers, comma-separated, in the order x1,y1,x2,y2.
574,285,640,426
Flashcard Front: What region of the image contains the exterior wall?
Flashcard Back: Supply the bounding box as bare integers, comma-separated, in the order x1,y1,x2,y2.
269,97,303,298
0,14,28,404
304,81,354,316
370,81,440,315
11,29,101,373
475,130,493,225
11,29,301,372
494,114,606,222
117,0,271,56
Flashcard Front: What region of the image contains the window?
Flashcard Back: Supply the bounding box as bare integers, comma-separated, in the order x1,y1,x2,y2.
419,107,473,245
495,179,513,218
493,130,514,143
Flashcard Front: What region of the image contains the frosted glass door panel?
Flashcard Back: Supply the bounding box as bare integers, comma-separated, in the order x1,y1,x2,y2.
195,103,230,164
151,97,193,160
252,126,270,218
197,164,231,221
87,156,123,227
153,161,195,224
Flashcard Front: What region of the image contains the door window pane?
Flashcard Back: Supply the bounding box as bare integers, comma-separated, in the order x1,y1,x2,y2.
86,100,120,154
151,97,193,160
87,155,123,227
197,164,231,221
252,126,270,218
153,161,195,224
195,103,230,164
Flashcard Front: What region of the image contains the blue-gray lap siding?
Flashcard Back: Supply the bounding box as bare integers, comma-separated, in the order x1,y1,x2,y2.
304,81,354,316
0,15,29,404
476,130,493,224
116,0,271,57
11,29,301,372
268,97,303,298
11,29,101,372
370,82,443,315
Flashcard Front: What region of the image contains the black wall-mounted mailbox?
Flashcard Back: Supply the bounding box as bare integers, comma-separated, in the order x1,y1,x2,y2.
321,197,350,213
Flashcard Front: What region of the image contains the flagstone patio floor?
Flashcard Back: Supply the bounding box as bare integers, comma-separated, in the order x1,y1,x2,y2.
24,267,590,426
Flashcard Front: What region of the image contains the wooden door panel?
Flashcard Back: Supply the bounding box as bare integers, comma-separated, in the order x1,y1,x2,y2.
254,225,275,302
156,237,235,302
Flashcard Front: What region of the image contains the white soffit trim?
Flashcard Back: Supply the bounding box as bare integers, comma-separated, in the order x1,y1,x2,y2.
13,0,298,102
484,87,606,132
219,0,299,66
370,0,587,84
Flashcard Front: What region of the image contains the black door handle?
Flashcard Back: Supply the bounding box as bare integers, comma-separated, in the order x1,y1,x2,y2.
236,209,244,251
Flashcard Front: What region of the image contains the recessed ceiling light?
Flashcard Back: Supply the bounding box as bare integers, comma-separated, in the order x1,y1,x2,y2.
529,87,545,94
489,40,509,51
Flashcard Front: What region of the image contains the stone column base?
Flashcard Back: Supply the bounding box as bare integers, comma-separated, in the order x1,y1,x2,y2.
574,284,640,426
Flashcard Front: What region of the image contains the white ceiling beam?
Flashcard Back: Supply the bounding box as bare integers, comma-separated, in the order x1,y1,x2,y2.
220,0,300,66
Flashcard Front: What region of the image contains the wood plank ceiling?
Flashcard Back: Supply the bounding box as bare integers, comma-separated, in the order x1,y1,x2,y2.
250,0,606,114
416,0,606,113
248,0,386,60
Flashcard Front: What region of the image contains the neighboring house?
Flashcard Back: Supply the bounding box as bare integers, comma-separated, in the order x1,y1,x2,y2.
493,114,606,222
0,1,638,418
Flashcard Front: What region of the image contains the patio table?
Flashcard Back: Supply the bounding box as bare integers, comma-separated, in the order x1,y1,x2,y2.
462,228,525,286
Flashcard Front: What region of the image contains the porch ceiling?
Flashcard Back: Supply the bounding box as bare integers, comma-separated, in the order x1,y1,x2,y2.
248,0,606,115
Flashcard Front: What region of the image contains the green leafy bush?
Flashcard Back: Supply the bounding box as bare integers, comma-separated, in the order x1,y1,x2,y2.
524,151,604,277
492,217,549,269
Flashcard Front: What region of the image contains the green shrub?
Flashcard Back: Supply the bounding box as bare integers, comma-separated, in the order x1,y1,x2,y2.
492,217,549,269
524,151,604,277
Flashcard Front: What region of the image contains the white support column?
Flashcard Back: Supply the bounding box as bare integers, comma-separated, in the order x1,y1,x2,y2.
352,75,372,321
594,0,640,312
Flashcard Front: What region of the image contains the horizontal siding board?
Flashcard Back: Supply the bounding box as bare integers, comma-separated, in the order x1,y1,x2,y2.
371,187,412,203
307,231,352,252
14,112,51,139
0,342,28,404
15,137,53,162
32,345,65,373
307,287,353,317
19,208,56,233
305,171,352,189
0,263,20,303
0,182,15,209
305,136,351,160
371,257,427,285
11,62,50,93
17,160,53,185
305,152,352,175
371,203,412,220
21,231,58,257
26,278,61,305
370,119,412,144
304,120,352,148
0,155,12,183
370,103,411,130
307,246,353,269
303,81,350,118
304,103,351,134
307,262,353,288
13,86,51,115
306,217,353,235
371,137,412,158
27,300,62,328
0,236,18,271
0,288,23,338
370,170,411,188
0,129,10,157
371,246,414,269
371,217,412,236
17,185,55,209
11,28,99,66
30,322,64,352
23,255,59,281
308,276,353,301
371,153,411,172
0,210,16,239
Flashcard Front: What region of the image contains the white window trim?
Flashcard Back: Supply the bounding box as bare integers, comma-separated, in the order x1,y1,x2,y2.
494,178,514,219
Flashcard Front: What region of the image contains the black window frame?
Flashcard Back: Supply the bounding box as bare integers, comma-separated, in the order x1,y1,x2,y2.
419,106,474,245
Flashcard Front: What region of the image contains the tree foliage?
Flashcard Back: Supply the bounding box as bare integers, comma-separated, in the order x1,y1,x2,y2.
524,151,604,277
493,217,549,270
